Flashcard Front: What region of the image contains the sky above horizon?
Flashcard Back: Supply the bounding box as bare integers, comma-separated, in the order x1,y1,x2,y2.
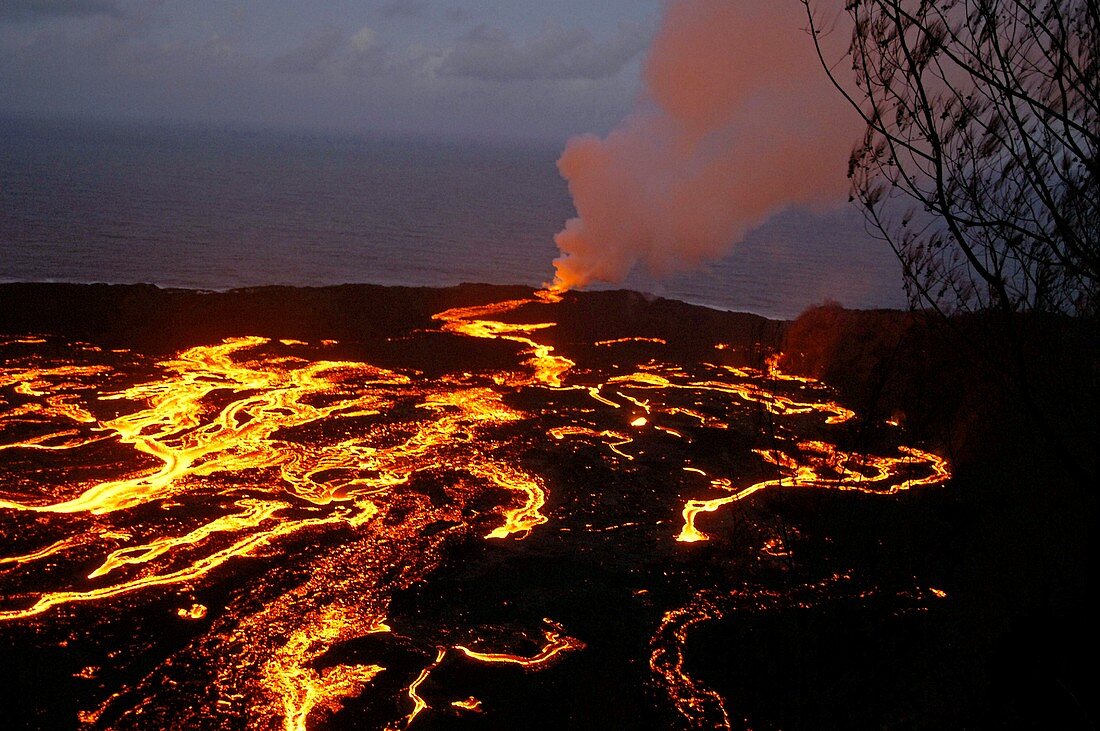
0,0,664,142
1,0,895,305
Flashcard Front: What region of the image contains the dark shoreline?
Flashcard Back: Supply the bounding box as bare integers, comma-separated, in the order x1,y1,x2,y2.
0,281,784,356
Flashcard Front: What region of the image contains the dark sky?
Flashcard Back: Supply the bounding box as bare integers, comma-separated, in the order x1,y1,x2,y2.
0,0,661,141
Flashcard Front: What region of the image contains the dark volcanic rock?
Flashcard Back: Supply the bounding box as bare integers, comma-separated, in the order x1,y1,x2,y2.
0,282,526,354
0,282,782,357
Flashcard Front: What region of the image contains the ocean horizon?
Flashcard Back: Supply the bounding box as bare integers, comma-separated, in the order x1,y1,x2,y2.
1,116,906,320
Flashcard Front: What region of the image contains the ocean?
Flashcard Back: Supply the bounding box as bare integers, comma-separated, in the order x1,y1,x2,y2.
0,117,906,320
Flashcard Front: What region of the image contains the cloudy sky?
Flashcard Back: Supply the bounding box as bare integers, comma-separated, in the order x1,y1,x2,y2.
0,0,662,141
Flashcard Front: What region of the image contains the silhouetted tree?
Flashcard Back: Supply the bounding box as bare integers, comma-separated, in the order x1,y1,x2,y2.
805,0,1099,317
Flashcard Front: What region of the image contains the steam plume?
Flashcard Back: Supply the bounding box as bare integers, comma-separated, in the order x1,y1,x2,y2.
553,0,857,290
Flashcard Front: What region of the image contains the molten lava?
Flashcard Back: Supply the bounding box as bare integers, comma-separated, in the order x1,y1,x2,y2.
0,287,951,729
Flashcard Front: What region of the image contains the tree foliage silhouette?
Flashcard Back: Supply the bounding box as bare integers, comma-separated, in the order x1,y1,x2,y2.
805,0,1098,316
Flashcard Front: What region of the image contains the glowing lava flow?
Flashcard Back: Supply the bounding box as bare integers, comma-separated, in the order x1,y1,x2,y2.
454,619,586,669
676,442,951,543
0,287,953,730
0,337,412,515
594,337,667,347
382,619,584,728
478,462,547,539
0,507,350,621
539,348,948,542
0,333,554,622
650,596,734,729
263,610,389,731
649,576,951,730
0,302,572,728
433,289,574,388
606,369,856,424
450,697,483,712
396,646,446,728
0,534,84,566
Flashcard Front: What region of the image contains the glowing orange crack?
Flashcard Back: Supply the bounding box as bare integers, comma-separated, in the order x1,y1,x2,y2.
433,291,574,388
677,443,951,542
549,425,635,460
0,508,362,621
454,620,585,669
451,697,483,712
86,498,283,579
609,370,855,425
594,337,667,347
0,534,85,566
391,646,447,730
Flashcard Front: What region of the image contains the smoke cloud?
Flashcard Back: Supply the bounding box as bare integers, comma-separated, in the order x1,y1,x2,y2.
552,0,858,290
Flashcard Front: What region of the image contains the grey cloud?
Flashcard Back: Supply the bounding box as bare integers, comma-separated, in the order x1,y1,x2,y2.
270,28,347,74
0,0,122,22
439,21,649,82
0,3,645,141
443,7,470,25
376,0,425,20
270,26,396,78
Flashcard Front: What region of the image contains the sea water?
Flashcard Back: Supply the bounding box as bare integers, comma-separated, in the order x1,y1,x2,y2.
0,117,905,320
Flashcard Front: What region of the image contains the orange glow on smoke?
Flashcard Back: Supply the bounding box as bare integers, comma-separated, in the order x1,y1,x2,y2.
552,2,859,290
